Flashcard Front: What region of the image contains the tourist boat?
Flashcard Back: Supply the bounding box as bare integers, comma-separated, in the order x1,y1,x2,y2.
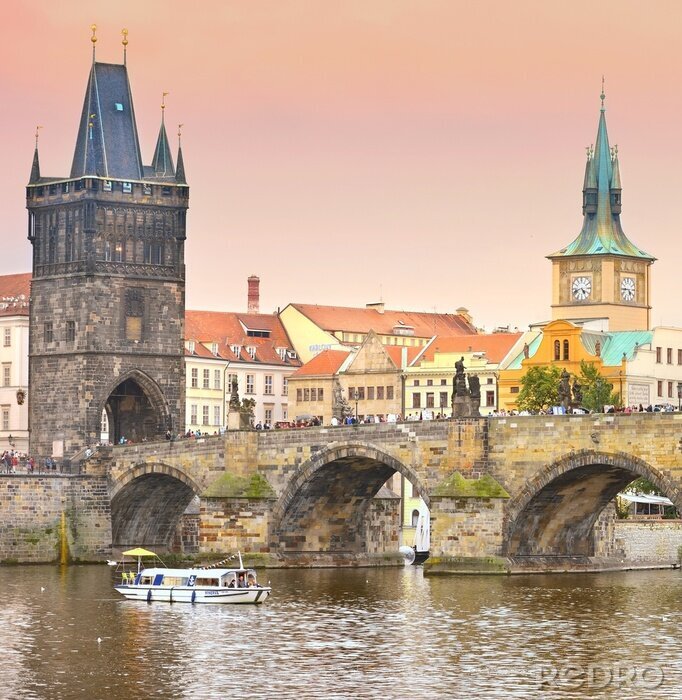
113,550,271,604
399,505,430,565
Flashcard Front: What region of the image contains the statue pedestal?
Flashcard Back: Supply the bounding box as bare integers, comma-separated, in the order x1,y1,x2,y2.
452,396,469,419
468,397,480,417
227,411,242,431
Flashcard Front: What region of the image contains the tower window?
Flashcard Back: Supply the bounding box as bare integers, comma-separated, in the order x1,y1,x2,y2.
66,321,75,342
122,182,132,193
554,340,560,361
103,180,112,192
125,289,144,342
144,242,163,265
115,102,124,111
44,322,53,344
563,340,569,361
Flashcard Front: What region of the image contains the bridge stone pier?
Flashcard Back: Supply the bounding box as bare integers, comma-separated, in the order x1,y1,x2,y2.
4,413,682,572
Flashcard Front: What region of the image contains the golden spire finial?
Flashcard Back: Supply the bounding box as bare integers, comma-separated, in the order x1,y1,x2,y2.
178,123,184,145
35,125,43,150
600,75,605,109
122,28,128,65
161,92,169,123
91,24,97,61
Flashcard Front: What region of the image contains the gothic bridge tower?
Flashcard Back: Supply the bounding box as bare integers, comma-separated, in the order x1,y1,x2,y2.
26,29,188,458
547,86,655,331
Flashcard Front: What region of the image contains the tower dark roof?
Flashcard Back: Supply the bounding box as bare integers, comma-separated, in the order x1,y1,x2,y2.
175,144,187,184
70,62,144,180
29,147,41,184
548,94,654,261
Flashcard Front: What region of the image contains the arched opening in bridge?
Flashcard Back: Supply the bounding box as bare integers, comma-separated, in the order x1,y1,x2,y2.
273,447,429,556
103,373,169,445
111,471,198,551
505,454,680,559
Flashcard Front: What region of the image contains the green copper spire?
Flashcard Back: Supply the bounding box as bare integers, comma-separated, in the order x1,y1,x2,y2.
549,88,654,261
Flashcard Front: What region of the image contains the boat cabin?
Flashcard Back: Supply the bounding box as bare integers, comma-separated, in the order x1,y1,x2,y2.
135,567,259,588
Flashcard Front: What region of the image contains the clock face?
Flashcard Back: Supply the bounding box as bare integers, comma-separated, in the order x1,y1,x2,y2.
572,276,592,301
621,277,636,301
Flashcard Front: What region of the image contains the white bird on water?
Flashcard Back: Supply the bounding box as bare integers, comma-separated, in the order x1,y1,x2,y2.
40,586,45,592
97,637,102,644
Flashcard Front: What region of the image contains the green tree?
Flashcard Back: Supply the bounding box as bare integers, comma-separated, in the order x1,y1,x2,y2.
517,365,561,413
578,360,614,412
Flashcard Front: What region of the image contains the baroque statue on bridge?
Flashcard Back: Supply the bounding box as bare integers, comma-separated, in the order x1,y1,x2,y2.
558,369,571,411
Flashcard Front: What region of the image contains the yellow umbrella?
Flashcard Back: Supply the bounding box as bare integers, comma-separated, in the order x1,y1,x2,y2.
122,547,157,573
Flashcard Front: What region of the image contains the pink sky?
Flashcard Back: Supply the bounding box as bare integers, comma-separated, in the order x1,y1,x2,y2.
3,1,682,330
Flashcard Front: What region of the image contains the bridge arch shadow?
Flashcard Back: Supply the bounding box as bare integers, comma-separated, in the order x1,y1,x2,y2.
272,443,428,554
110,462,202,551
504,450,682,558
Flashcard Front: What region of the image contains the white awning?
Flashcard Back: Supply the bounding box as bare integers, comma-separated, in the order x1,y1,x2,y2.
619,493,674,506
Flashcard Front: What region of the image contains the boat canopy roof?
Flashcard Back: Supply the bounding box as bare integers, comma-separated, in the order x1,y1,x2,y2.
122,547,157,557
138,567,253,578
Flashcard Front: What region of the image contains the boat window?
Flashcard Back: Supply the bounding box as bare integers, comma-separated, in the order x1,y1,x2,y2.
161,576,185,587
223,573,237,587
195,577,220,587
139,576,153,585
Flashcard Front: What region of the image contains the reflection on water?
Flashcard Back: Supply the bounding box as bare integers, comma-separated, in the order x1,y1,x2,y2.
0,565,680,699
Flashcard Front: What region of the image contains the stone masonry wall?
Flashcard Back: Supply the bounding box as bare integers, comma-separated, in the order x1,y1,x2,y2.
0,475,111,563
613,520,682,565
364,495,401,554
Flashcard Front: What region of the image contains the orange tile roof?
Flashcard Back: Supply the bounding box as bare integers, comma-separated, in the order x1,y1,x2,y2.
289,349,350,377
384,345,424,367
420,333,522,364
289,303,476,337
0,272,31,318
185,310,300,367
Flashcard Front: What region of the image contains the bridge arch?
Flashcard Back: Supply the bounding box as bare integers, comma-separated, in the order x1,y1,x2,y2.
272,442,427,554
504,450,682,557
110,462,202,550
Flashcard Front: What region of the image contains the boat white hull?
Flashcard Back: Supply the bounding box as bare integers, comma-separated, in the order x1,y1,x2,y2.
114,585,271,604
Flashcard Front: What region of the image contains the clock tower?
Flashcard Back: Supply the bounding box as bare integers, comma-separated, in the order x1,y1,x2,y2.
547,88,655,331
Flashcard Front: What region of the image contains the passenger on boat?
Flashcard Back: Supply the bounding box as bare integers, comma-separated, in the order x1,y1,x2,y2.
247,575,257,588
237,573,246,587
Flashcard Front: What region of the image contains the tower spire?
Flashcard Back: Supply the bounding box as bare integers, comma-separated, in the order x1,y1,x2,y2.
122,28,128,65
176,124,187,184
151,93,175,177
91,24,97,63
29,126,42,184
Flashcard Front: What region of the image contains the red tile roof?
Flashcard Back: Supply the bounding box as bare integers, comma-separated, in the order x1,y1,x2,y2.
289,349,350,377
289,303,476,338
0,273,31,317
420,333,522,364
185,310,300,367
384,345,425,368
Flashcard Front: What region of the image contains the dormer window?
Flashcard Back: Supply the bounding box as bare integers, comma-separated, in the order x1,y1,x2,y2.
277,347,287,361
187,340,195,353
103,180,112,192
231,345,241,356
246,346,256,359
210,342,218,356
122,182,132,194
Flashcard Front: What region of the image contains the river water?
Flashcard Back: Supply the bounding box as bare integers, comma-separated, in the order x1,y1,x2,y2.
0,565,680,699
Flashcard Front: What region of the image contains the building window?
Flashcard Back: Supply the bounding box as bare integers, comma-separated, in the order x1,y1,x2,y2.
310,388,317,402
554,340,560,361
246,346,256,359
486,391,495,407
282,406,288,421
667,348,673,364
125,289,143,341
368,387,375,400
1,406,9,431
357,387,365,400
414,380,420,387
678,349,682,365
563,339,569,361
303,388,310,401
282,377,288,396
191,368,198,388
44,322,53,344
227,374,238,393
657,380,663,397
510,386,519,394
231,345,241,356
214,406,221,426
426,392,434,408
202,369,210,389
441,379,447,385
3,328,10,347
426,379,433,387
668,381,674,398
190,404,198,424
412,393,421,408
1,364,9,387
66,321,75,342
348,387,355,400
265,408,273,423
122,182,132,194
411,509,420,527
296,388,303,402
440,392,448,408
318,388,324,401
214,370,221,390
264,375,273,395
386,386,394,400
246,375,255,393
656,347,662,363
144,242,163,265
113,241,124,262
487,377,494,384
202,406,210,425
377,386,385,400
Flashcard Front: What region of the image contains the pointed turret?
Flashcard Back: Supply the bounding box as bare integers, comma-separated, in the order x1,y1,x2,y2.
151,121,175,177
549,89,653,261
175,144,186,184
29,147,41,184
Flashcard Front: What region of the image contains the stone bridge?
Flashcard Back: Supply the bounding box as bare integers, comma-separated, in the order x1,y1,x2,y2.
4,413,682,572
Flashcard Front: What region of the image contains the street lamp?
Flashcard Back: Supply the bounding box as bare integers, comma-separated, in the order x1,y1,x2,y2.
677,382,682,412
354,389,359,423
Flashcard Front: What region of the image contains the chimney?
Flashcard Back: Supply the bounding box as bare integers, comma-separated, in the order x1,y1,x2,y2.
366,302,384,314
247,275,260,314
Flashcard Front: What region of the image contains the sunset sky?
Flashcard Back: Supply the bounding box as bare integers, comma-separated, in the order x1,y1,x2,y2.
3,1,682,331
